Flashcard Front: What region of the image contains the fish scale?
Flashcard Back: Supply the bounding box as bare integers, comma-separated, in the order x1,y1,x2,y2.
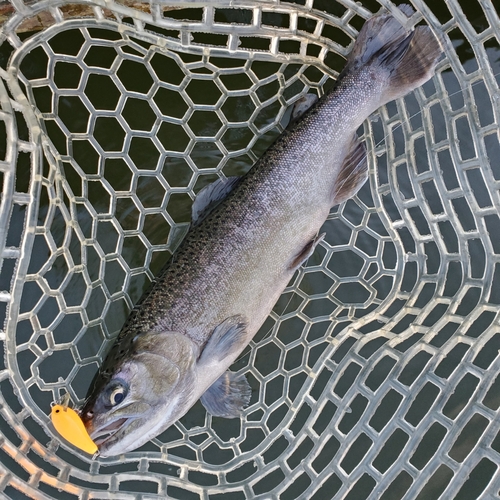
82,6,443,457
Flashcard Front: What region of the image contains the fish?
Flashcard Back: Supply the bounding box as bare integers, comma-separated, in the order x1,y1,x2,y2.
80,6,442,457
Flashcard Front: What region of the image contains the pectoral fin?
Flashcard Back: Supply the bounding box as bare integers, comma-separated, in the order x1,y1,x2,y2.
199,315,248,365
200,371,252,418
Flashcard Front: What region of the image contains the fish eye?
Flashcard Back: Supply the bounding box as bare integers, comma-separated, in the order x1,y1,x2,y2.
109,386,127,406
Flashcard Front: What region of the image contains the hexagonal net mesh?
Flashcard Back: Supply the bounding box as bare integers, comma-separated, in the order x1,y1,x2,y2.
0,0,499,498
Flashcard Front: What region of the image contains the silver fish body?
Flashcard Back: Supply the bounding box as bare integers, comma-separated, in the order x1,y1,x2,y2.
81,6,442,457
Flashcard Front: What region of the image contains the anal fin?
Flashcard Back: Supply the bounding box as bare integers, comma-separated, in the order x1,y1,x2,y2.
331,135,368,206
200,371,251,418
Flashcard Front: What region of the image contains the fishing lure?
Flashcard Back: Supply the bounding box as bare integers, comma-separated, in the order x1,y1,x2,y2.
50,394,98,456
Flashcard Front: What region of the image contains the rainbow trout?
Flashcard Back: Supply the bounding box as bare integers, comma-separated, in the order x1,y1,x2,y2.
81,6,442,456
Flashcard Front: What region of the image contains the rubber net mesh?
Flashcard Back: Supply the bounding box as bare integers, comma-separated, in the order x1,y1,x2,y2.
0,0,499,498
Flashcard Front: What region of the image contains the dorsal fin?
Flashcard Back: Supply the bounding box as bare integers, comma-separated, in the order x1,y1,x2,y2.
331,135,368,206
191,176,241,225
167,223,189,253
288,93,319,126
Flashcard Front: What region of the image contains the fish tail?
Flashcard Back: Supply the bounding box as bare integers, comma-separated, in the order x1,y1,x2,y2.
342,5,443,106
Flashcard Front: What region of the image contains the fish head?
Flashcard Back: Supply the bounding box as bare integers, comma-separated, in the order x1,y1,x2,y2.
81,331,198,457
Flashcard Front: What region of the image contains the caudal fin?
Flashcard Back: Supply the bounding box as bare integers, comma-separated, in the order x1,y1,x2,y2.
342,5,443,106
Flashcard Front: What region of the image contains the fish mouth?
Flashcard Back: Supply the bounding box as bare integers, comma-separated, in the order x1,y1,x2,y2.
90,417,131,447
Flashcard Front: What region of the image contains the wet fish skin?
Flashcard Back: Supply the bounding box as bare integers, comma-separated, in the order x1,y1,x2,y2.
81,6,442,457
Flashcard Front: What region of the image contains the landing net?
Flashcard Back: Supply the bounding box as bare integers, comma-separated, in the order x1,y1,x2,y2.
0,0,499,498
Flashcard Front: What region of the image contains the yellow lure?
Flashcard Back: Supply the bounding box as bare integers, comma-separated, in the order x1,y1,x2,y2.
51,402,98,455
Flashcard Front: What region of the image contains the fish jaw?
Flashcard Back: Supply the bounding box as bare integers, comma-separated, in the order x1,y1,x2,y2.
81,332,201,457
91,394,186,457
